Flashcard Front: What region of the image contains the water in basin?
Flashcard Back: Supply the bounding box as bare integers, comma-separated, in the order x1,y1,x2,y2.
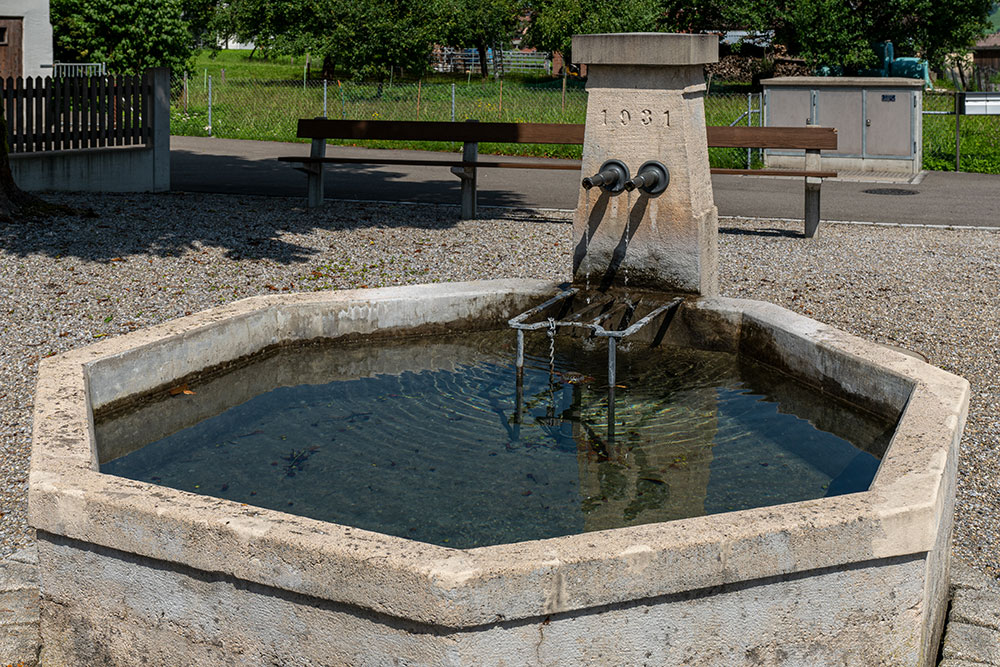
97,330,894,549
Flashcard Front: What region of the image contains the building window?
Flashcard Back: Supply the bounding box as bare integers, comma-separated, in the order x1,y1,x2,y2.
0,27,7,46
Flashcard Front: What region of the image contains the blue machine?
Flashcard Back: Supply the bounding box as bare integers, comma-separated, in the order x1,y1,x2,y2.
827,41,933,88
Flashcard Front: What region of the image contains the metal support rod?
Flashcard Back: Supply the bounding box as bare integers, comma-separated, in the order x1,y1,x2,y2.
607,337,617,448
516,329,524,370
451,83,456,121
514,330,524,434
323,80,328,118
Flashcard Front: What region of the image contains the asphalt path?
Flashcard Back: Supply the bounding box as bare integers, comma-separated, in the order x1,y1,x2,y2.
171,136,1000,227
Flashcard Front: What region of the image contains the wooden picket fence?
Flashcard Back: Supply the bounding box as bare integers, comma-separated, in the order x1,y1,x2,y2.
2,72,153,153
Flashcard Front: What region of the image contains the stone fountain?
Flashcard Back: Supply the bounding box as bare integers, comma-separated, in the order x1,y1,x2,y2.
29,34,967,666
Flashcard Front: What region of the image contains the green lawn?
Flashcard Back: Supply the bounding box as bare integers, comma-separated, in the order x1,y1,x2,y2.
175,50,999,174
190,49,307,82
173,55,758,167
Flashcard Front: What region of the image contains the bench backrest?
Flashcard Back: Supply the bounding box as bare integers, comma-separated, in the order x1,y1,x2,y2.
297,119,584,144
297,119,838,150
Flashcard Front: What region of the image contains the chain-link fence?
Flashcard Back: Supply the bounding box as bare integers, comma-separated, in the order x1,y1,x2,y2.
169,72,1000,174
170,75,762,167
923,91,1000,174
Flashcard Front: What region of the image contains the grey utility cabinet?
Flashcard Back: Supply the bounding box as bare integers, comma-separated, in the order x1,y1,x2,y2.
762,77,924,176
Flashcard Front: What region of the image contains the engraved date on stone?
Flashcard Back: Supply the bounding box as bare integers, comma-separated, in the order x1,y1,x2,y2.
600,109,669,127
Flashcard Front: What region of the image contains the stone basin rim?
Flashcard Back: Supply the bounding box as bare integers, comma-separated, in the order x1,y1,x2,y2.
28,279,969,628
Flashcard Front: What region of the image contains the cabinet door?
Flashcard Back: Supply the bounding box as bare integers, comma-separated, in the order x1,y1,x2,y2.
767,88,813,127
816,88,863,156
0,18,23,80
766,88,813,156
864,90,913,157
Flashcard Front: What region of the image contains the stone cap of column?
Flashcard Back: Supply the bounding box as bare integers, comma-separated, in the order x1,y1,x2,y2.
572,33,718,66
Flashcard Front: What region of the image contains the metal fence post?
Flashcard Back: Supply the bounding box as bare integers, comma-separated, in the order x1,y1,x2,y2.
183,71,188,114
323,80,327,117
340,81,345,119
561,70,567,117
151,68,171,191
451,83,456,121
747,93,752,168
955,92,961,172
207,75,212,136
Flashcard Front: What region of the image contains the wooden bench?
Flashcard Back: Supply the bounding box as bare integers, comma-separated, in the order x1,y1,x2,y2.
279,119,837,236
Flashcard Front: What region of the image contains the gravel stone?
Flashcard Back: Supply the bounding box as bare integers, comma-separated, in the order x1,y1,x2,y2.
2,197,998,592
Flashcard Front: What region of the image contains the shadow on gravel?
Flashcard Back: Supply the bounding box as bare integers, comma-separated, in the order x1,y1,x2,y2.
0,152,534,265
170,150,535,210
719,226,802,239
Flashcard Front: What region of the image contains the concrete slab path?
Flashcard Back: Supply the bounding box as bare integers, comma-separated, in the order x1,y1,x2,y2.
171,136,1000,228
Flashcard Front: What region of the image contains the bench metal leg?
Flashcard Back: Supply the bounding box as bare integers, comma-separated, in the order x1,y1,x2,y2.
804,177,821,238
307,164,324,208
460,140,478,219
803,149,821,237
307,135,327,209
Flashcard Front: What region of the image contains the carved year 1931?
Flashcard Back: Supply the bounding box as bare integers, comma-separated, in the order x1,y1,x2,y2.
600,109,670,127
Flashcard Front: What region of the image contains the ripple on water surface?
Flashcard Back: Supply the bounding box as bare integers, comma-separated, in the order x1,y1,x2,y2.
97,330,894,549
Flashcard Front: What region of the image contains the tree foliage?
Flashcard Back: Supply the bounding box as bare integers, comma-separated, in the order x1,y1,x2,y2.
215,0,446,80
770,0,994,69
525,0,662,60
438,0,524,78
524,0,993,71
50,0,195,74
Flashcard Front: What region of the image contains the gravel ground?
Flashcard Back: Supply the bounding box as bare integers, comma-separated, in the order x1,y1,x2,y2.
1,193,998,582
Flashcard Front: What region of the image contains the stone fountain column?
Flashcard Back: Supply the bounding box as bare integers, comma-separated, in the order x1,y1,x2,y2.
572,33,719,296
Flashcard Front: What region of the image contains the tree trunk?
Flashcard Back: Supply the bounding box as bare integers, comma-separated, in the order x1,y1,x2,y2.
0,110,77,222
477,43,489,80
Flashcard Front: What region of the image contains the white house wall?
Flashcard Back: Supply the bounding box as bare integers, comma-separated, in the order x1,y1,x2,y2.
8,0,53,78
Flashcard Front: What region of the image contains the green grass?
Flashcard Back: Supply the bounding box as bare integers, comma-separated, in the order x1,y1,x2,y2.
923,93,1000,174
171,65,760,167
182,52,1000,173
190,49,307,82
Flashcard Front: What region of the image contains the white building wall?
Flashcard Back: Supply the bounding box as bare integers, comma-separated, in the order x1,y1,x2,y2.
8,0,54,78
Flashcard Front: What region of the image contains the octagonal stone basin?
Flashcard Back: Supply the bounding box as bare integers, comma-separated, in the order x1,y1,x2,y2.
29,279,968,666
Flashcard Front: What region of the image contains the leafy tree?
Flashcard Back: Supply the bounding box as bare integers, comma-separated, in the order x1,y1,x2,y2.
181,0,224,48
50,0,194,75
524,0,661,61
526,0,992,71
439,0,523,78
217,0,445,80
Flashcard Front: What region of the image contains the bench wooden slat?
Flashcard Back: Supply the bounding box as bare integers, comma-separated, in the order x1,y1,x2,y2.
712,168,838,178
473,160,582,170
278,156,467,168
279,155,585,170
280,154,838,178
706,126,838,150
297,119,838,150
297,119,586,144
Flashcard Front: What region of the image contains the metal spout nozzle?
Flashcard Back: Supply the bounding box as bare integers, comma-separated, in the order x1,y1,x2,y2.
624,160,670,195
581,160,629,194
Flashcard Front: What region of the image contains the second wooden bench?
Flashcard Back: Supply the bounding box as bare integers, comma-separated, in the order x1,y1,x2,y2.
278,119,837,236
